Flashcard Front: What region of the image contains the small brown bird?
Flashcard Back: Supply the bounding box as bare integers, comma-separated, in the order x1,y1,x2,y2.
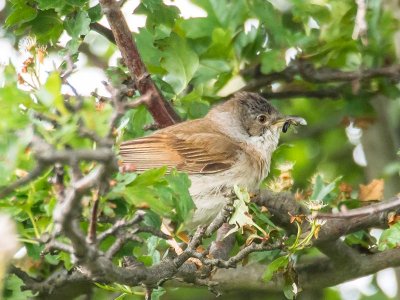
120,92,306,227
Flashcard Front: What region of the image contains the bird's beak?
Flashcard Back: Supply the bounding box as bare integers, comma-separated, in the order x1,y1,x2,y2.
273,116,307,133
274,116,307,126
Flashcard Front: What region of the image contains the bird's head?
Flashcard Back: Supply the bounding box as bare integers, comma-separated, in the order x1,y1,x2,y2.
217,92,307,137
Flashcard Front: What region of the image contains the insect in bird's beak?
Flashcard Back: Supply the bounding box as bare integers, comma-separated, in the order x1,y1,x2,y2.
274,116,307,133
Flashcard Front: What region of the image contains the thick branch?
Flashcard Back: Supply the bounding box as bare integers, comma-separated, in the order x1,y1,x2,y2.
211,247,400,291
98,0,180,127
15,245,400,295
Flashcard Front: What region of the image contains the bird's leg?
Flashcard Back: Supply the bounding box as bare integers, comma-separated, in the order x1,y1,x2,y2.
209,223,236,260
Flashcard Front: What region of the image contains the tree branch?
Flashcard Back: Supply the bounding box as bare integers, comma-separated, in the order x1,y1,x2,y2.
211,247,400,291
98,0,180,127
242,60,400,99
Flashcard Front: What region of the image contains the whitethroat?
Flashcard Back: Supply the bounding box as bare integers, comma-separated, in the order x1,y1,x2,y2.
120,92,306,227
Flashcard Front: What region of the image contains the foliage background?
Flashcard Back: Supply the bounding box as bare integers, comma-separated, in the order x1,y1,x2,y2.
0,0,399,299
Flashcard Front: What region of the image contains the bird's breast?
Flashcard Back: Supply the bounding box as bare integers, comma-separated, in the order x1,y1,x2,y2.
186,131,280,227
245,130,280,180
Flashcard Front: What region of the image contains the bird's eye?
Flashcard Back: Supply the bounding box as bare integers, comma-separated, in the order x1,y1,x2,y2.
282,121,290,133
257,114,267,124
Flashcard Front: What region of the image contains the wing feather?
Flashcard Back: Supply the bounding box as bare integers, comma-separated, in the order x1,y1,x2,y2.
119,120,240,174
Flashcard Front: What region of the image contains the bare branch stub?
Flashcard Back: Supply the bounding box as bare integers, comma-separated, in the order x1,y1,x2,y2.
98,0,180,127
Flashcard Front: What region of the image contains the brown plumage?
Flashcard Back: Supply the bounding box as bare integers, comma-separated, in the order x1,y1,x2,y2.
120,118,241,174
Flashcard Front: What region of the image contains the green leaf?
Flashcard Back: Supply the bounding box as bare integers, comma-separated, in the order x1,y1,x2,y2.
64,11,91,38
193,0,247,29
262,255,289,282
110,167,193,223
135,28,165,73
137,255,153,266
37,0,65,11
143,210,162,229
25,243,44,260
226,185,266,236
261,50,286,74
36,72,68,115
146,236,161,264
65,38,81,54
25,10,63,43
123,186,172,217
0,74,31,132
88,4,103,23
113,167,172,217
135,0,179,30
0,131,32,185
178,89,207,118
378,222,400,251
3,274,35,300
249,203,277,228
179,18,218,39
248,0,288,47
310,175,341,202
187,99,210,119
203,27,233,59
166,170,194,222
151,287,166,300
283,282,296,299
131,167,167,186
121,105,153,140
192,59,231,85
161,34,199,94
66,0,88,6
5,2,37,27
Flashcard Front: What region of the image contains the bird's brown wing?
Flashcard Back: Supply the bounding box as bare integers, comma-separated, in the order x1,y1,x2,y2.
119,119,241,174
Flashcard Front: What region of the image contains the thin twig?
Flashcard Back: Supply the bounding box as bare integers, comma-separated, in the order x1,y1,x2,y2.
87,190,100,244
105,232,144,258
97,211,145,242
42,240,74,255
202,240,283,268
